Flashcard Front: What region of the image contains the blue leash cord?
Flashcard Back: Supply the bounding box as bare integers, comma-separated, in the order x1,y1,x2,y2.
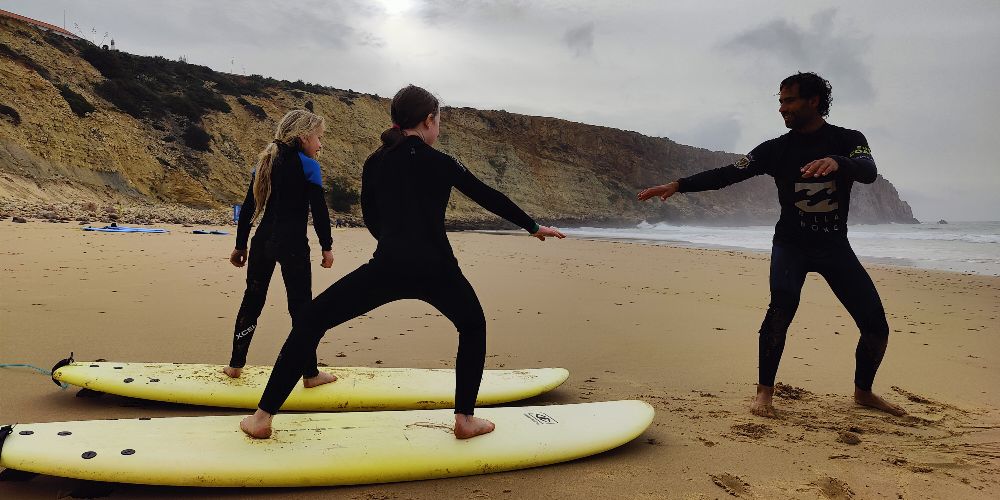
0,363,69,389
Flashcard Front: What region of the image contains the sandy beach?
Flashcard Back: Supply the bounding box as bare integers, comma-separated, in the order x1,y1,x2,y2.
1,220,998,499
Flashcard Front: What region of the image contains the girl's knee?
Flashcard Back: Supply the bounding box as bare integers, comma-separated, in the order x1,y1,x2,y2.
245,278,268,294
456,318,486,342
861,319,890,340
290,303,323,330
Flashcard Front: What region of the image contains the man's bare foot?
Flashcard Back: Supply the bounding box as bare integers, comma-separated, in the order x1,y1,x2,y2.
222,366,241,378
454,414,495,439
855,388,907,416
240,410,273,439
302,371,337,388
751,384,778,418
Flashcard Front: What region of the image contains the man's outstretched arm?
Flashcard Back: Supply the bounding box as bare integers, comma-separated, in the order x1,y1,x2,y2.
638,147,769,201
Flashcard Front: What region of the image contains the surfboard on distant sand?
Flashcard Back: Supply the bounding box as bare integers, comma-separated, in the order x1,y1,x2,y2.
0,400,653,487
52,361,569,411
83,225,167,233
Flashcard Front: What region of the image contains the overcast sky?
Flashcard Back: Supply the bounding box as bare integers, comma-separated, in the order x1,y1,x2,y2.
5,0,999,221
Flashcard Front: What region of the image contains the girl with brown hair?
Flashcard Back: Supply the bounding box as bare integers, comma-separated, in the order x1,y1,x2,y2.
241,85,564,440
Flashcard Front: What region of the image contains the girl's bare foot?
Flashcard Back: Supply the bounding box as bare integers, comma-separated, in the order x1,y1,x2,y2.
222,366,242,378
454,414,495,439
240,410,273,439
302,371,337,388
750,384,778,418
855,388,907,416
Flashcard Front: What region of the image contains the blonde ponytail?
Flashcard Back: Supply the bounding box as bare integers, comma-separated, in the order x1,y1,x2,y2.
250,109,326,223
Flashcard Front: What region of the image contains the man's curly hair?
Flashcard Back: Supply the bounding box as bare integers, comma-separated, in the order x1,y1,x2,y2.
781,72,833,117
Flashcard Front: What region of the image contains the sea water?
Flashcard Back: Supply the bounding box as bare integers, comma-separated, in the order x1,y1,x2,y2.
559,221,1000,276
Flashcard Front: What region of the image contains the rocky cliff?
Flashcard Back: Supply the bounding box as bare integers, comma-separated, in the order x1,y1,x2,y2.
0,17,917,227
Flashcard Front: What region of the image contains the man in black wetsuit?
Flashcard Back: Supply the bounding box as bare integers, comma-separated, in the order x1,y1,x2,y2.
638,72,906,418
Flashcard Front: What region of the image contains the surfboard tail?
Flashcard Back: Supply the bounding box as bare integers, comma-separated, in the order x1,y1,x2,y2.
50,352,74,387
0,424,12,461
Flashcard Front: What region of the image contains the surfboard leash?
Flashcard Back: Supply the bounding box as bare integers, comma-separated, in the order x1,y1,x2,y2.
0,424,12,461
0,352,72,389
50,352,74,388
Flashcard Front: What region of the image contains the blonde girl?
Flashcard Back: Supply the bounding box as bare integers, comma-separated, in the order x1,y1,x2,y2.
224,109,336,389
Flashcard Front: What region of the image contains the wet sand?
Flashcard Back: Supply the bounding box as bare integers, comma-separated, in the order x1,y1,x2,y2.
1,221,998,499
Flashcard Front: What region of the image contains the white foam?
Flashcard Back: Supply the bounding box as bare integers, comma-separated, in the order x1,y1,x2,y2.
560,221,1000,276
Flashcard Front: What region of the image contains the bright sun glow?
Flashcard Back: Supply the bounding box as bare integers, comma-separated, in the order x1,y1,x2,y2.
378,0,417,16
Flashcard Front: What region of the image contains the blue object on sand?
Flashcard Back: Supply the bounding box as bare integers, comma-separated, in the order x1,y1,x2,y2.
193,230,229,235
83,224,168,233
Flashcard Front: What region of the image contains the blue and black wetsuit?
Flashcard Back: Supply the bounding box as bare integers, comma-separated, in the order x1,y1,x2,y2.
229,143,333,372
677,123,890,391
257,135,539,415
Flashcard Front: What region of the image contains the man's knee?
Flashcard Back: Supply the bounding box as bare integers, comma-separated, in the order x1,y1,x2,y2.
760,303,795,337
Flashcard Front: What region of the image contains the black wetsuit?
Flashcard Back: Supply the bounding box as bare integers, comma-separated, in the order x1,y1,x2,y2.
257,136,538,415
229,144,333,373
677,123,889,391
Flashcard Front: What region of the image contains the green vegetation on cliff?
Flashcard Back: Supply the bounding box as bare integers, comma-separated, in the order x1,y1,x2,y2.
0,16,916,226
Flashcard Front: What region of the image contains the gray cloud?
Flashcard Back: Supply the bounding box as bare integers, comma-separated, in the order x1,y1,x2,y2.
719,8,874,105
416,0,529,27
55,0,383,52
4,0,998,220
218,0,383,51
670,115,743,153
563,22,595,57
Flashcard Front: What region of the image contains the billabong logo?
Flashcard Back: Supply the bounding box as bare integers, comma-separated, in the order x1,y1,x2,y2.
794,182,839,213
524,412,559,425
849,145,872,159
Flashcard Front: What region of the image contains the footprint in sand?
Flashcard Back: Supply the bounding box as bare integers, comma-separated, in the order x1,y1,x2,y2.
710,472,751,497
892,385,935,405
774,383,812,400
698,436,717,447
836,431,861,445
812,476,854,499
730,422,772,439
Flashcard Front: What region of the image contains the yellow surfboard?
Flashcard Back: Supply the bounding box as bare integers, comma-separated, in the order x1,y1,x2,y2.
52,362,569,411
0,400,653,487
